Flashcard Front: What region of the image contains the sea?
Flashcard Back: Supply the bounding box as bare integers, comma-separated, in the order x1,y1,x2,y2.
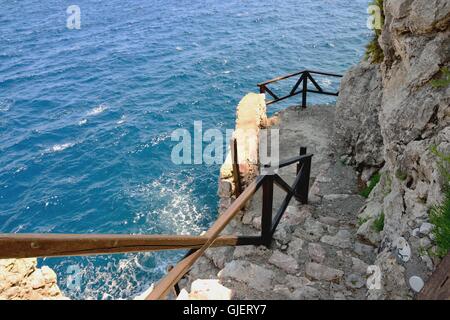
0,0,372,299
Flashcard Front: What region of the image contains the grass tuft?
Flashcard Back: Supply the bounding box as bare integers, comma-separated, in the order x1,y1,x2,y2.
372,212,385,233
360,173,381,198
431,67,450,89
358,216,370,227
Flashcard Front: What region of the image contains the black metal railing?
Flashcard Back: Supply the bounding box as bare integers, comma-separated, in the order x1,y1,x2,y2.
258,70,343,108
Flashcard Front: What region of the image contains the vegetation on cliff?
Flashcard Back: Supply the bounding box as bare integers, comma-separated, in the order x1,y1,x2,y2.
360,172,381,198
430,147,450,258
431,67,450,89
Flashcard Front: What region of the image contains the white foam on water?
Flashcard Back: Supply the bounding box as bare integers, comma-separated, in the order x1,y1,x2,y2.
129,175,206,236
14,165,27,173
0,99,12,112
87,104,108,116
46,142,75,153
116,115,126,124
78,119,87,126
319,78,333,88
150,132,171,146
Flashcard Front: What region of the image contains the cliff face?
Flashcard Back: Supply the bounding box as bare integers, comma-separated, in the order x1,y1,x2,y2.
334,0,449,299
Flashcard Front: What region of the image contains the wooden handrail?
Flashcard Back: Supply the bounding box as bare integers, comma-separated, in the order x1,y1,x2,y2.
0,234,244,259
146,176,265,300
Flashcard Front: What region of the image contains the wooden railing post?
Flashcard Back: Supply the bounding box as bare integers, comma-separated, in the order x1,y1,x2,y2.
261,176,274,247
296,147,311,204
302,72,308,108
231,137,242,197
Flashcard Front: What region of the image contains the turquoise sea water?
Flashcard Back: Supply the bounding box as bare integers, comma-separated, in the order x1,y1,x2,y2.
0,0,371,299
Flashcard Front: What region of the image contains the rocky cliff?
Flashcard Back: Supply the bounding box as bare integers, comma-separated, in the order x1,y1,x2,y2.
334,0,449,299
0,259,66,300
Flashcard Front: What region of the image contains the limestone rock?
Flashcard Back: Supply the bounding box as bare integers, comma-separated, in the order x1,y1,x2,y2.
287,237,305,259
409,276,425,293
305,263,344,282
292,286,321,300
282,205,312,226
334,61,384,167
232,246,266,259
419,223,434,235
353,242,376,257
356,219,382,246
218,260,275,292
273,225,292,245
351,257,369,275
295,217,325,241
345,274,365,289
0,258,65,300
205,247,233,269
268,251,299,274
273,285,291,298
367,251,409,300
284,275,313,290
308,243,326,263
321,229,352,249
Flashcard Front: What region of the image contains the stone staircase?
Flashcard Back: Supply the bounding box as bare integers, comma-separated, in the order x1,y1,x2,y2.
182,105,377,300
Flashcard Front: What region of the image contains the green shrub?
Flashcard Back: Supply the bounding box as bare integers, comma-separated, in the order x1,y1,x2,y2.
372,212,385,232
360,173,381,198
430,193,450,258
429,146,450,258
431,67,450,89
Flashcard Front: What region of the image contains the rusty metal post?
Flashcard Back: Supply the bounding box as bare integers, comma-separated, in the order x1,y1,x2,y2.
231,138,242,197
301,72,308,108
259,84,266,94
296,147,311,204
261,176,274,247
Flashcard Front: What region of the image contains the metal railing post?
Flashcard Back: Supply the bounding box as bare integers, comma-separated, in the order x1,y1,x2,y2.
296,147,311,204
259,85,266,94
302,72,308,108
231,138,242,197
261,175,274,247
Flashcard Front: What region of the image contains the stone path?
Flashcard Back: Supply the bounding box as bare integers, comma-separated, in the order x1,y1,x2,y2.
182,105,377,300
